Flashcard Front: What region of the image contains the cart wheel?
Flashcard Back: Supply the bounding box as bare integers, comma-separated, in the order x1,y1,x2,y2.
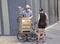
27,33,35,42
17,32,26,42
31,31,38,41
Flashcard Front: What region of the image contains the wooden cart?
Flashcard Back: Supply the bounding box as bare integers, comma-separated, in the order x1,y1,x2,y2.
19,17,33,34
17,17,34,42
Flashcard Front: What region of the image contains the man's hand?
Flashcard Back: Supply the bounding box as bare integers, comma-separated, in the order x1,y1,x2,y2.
20,16,23,18
29,16,33,20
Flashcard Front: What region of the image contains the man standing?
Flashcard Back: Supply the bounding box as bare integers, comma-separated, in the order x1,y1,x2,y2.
21,5,33,41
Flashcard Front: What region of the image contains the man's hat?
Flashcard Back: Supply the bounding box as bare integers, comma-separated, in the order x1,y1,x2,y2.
26,5,31,8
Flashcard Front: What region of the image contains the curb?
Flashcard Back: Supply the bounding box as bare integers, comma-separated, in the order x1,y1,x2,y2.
45,21,59,30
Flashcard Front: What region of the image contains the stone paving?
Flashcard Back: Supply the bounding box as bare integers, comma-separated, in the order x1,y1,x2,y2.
0,22,60,44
